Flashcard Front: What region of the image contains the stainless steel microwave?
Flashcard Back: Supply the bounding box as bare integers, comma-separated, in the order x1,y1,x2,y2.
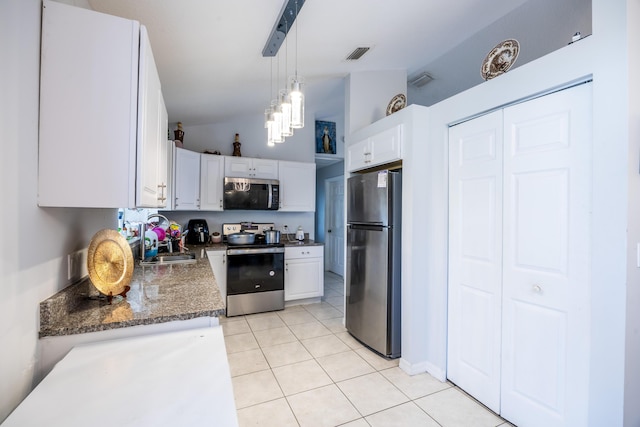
223,177,280,210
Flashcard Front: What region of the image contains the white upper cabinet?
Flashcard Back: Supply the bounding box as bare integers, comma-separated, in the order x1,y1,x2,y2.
278,161,316,212
173,148,201,210
200,154,225,211
347,124,403,172
224,157,278,179
136,27,168,208
38,1,166,208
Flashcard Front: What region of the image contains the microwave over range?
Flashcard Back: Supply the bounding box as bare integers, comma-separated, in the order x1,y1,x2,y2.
223,177,280,210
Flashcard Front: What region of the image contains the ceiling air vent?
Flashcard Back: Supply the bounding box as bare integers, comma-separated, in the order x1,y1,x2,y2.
346,47,370,61
408,72,434,88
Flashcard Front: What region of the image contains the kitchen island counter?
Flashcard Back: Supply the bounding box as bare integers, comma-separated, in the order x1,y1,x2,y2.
39,250,225,338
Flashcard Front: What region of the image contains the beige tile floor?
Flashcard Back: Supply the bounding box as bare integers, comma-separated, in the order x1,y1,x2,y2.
222,271,512,427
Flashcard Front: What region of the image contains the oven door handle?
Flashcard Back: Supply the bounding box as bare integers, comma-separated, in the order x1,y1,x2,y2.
227,247,285,255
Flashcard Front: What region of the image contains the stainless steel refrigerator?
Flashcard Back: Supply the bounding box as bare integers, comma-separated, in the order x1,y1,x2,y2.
346,169,401,358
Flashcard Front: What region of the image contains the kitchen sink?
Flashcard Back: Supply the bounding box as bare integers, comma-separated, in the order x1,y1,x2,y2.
140,253,197,266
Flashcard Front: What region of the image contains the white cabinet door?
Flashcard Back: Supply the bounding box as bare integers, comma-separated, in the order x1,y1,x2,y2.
224,157,252,177
156,104,169,208
347,125,402,172
252,158,279,179
448,110,504,413
369,124,402,167
500,84,591,427
173,148,201,210
136,26,162,208
347,139,370,172
200,154,224,211
224,157,278,179
38,1,140,208
285,246,324,301
206,250,227,301
278,161,316,212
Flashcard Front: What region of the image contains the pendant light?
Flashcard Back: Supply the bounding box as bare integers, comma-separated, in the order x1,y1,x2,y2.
279,20,293,137
289,0,304,129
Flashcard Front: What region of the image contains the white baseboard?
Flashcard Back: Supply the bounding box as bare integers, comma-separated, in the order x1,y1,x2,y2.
399,358,447,382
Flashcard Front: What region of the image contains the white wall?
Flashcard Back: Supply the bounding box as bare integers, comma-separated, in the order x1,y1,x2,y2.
0,0,117,421
623,0,640,425
345,70,407,135
175,111,316,163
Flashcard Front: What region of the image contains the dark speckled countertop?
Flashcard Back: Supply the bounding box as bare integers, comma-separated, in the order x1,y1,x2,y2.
39,240,322,338
39,249,225,338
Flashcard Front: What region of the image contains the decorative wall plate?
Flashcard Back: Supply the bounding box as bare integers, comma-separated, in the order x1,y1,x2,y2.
481,39,520,80
386,93,407,116
87,229,133,297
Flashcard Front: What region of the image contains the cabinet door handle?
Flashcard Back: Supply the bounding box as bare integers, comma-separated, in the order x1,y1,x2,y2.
223,255,226,264
532,284,543,293
219,199,223,208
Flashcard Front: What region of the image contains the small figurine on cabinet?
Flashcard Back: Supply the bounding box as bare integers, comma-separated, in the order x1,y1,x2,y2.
232,133,242,157
174,122,184,142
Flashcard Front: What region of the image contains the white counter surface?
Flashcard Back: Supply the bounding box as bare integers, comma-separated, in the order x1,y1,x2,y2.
3,327,237,426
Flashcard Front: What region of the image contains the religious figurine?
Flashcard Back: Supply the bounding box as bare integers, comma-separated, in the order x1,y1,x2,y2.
232,133,242,157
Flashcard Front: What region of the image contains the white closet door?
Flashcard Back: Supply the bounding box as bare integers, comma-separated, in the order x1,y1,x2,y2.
448,110,504,412
500,83,591,427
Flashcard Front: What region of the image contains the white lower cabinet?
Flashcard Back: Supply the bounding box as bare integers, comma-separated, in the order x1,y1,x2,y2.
284,246,324,301
206,250,227,301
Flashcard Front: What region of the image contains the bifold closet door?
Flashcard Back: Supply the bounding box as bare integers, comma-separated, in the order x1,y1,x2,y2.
448,82,592,426
447,110,504,413
500,83,591,427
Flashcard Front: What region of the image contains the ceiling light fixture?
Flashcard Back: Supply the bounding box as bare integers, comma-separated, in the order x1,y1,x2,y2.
263,0,305,146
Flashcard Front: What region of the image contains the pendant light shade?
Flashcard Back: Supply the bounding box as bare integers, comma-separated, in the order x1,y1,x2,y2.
271,100,284,143
290,76,304,129
279,89,293,137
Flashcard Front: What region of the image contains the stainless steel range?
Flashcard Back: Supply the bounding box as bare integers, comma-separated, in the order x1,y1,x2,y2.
223,223,285,317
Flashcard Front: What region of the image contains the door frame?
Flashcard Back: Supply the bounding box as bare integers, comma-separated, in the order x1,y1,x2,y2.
324,175,345,275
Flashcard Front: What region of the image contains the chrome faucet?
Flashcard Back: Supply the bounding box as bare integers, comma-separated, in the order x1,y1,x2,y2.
139,223,146,261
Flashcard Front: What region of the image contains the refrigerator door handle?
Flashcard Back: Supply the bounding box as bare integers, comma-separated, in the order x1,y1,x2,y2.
348,223,386,231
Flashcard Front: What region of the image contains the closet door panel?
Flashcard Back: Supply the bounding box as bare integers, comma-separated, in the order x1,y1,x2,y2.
501,83,592,427
448,110,503,413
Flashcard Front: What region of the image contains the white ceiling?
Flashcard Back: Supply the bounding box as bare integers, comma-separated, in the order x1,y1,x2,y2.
86,0,591,127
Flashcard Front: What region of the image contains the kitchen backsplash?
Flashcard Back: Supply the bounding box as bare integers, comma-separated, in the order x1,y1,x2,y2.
158,210,316,240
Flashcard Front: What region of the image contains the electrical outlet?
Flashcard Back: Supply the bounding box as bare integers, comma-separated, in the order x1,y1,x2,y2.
67,248,88,282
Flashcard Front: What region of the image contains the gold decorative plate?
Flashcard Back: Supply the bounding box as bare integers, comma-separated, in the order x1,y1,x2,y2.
481,39,520,80
87,229,133,297
386,93,406,116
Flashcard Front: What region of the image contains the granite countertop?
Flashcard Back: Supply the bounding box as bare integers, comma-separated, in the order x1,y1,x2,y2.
39,250,225,338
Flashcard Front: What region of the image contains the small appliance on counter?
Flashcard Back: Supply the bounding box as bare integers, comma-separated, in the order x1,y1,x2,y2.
186,219,209,244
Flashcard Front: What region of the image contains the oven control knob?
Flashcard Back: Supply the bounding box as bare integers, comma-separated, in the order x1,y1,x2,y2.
269,270,275,277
